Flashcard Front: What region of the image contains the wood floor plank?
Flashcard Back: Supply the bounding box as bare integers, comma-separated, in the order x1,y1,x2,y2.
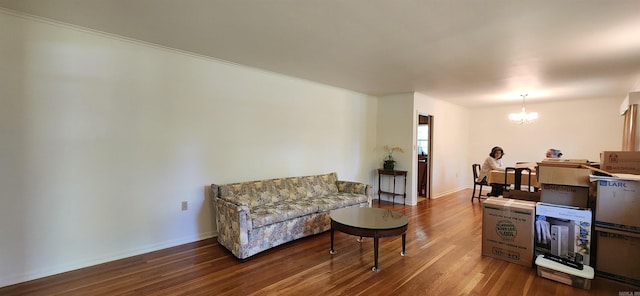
1,189,637,295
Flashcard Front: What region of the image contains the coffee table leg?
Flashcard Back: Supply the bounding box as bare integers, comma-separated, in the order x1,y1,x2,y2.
372,236,380,272
330,228,336,254
401,233,406,256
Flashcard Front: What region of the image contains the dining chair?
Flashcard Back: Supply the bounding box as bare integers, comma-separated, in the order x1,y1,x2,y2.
471,164,487,201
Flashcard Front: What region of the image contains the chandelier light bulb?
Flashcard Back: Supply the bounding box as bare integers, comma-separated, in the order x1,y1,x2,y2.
509,94,537,124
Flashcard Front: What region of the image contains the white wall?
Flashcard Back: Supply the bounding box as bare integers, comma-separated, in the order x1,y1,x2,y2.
0,11,377,287
414,92,472,198
376,93,414,203
375,92,474,203
469,98,623,174
375,92,475,202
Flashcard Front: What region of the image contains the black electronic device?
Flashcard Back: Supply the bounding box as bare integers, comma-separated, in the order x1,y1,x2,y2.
543,253,584,270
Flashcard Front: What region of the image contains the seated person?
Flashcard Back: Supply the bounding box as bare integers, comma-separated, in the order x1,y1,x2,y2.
545,148,563,159
479,146,506,196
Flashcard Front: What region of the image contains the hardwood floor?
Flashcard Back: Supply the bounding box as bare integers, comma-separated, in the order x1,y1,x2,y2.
1,189,636,296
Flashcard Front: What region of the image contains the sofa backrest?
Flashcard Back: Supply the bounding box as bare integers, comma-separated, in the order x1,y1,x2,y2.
215,172,339,207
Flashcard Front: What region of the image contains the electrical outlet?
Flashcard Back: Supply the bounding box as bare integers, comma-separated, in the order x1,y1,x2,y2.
181,201,188,211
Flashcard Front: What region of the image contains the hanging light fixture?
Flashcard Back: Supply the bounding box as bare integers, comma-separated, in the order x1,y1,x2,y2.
509,94,538,124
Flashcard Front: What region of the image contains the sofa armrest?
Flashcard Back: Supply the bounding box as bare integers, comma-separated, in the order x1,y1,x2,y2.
336,180,372,205
214,197,252,250
336,180,369,195
212,183,253,255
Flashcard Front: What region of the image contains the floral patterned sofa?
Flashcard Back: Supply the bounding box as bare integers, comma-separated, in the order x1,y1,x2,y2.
211,172,371,259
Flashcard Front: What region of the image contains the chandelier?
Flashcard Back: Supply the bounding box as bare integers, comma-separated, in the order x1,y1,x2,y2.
509,94,538,124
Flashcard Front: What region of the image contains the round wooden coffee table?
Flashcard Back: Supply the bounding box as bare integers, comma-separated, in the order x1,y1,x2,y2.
329,207,409,272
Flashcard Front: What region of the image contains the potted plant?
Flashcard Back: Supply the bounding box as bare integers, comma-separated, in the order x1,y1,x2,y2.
383,145,404,170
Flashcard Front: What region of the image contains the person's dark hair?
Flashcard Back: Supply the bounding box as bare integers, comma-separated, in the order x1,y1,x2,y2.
489,146,504,159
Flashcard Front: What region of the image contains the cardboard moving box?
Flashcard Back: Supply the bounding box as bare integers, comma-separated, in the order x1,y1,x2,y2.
537,165,591,187
592,175,640,233
502,190,541,202
534,203,592,266
601,151,640,175
540,184,589,208
482,197,536,267
595,228,640,286
541,159,589,165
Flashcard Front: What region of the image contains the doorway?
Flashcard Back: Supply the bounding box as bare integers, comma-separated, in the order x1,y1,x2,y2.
417,114,433,199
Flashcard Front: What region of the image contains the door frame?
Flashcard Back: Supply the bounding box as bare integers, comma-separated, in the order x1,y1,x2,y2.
417,114,433,199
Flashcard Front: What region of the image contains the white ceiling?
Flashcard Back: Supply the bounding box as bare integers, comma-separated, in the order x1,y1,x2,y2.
2,0,640,107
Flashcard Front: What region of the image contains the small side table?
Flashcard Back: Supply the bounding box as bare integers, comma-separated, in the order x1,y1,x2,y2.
377,169,408,205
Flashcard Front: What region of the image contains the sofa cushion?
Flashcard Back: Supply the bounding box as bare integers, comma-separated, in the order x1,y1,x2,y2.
250,198,319,228
218,180,279,207
315,193,369,212
299,173,339,198
217,173,340,207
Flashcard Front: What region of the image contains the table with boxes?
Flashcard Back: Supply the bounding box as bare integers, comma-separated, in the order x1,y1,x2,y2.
481,152,640,289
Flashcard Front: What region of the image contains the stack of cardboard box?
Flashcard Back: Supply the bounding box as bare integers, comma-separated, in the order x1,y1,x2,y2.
537,159,591,208
482,153,640,288
482,160,597,288
481,197,595,289
533,203,594,289
591,151,640,286
532,159,597,288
